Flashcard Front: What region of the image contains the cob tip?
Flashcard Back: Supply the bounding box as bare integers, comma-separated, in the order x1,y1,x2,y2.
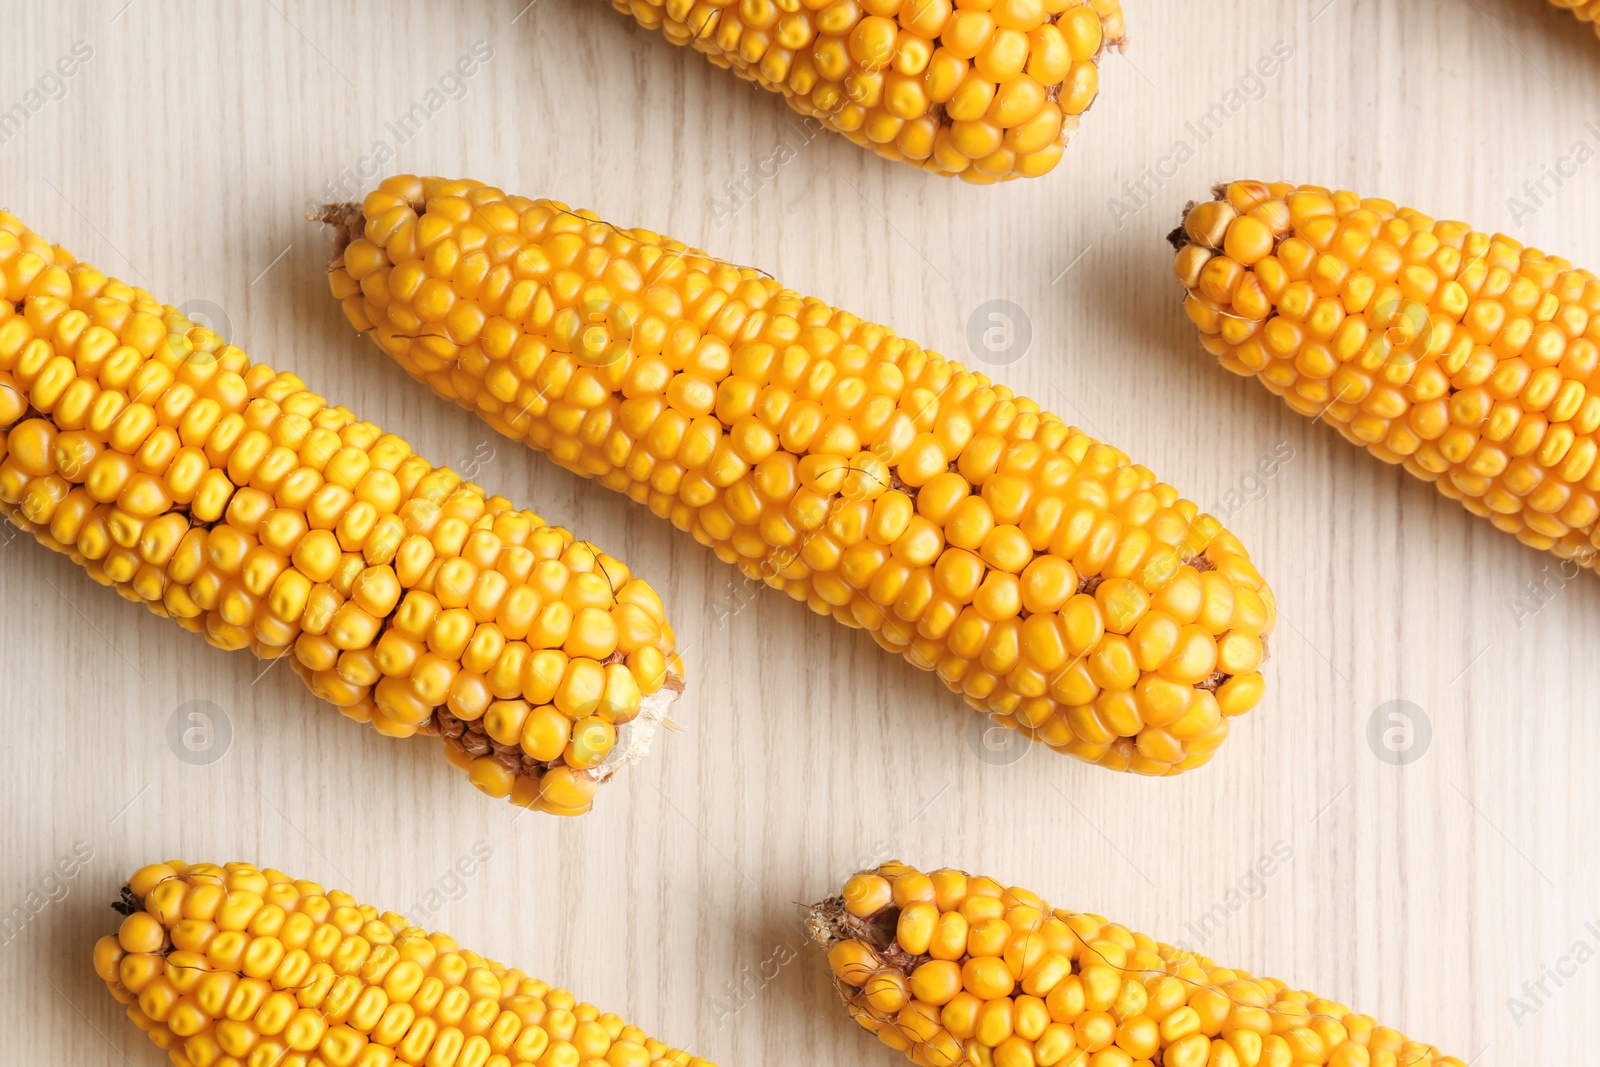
319,175,1275,779
804,888,931,1008
110,884,141,917
804,893,897,955
587,673,685,784
309,201,368,256
1165,194,1216,251
311,194,689,804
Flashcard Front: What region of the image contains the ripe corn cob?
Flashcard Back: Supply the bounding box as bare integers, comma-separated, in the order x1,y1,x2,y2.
607,0,1125,182
810,862,1463,1067
1549,0,1600,37
0,215,682,816
323,175,1276,777
94,860,713,1067
1173,181,1600,571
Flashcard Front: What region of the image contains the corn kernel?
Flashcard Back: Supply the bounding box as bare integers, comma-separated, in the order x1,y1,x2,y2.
324,178,1275,780
1176,180,1600,577
0,215,683,816
604,0,1124,180
98,862,713,1067
810,863,1461,1067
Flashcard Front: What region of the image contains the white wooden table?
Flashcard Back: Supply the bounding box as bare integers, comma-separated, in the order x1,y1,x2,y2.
3,2,1597,1062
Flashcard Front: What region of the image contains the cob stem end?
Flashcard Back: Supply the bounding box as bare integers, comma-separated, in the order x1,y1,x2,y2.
590,669,686,785
311,201,366,256
805,894,924,972
111,884,140,917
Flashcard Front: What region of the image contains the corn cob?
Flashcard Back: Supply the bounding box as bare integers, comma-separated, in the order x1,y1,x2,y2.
94,860,713,1067
810,862,1463,1067
323,175,1275,777
0,215,683,816
1549,0,1600,37
1173,181,1600,572
606,0,1126,182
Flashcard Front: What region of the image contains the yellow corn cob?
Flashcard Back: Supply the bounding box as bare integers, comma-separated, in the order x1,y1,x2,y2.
0,215,682,816
94,860,713,1067
810,862,1463,1067
323,175,1275,777
607,0,1125,182
1549,0,1600,36
1173,181,1600,571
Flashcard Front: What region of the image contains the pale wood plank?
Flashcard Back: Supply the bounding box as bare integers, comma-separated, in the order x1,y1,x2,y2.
1,1,1596,1063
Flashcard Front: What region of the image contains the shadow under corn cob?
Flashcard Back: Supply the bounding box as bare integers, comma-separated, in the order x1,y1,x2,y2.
95,860,714,1067
1173,180,1600,571
606,0,1126,182
323,175,1275,777
809,861,1465,1067
1550,0,1600,37
0,213,682,815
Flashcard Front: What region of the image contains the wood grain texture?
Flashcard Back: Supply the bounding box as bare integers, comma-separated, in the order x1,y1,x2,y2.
1,1,1597,1062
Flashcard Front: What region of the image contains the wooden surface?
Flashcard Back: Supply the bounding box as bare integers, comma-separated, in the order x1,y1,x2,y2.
3,1,1598,1063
